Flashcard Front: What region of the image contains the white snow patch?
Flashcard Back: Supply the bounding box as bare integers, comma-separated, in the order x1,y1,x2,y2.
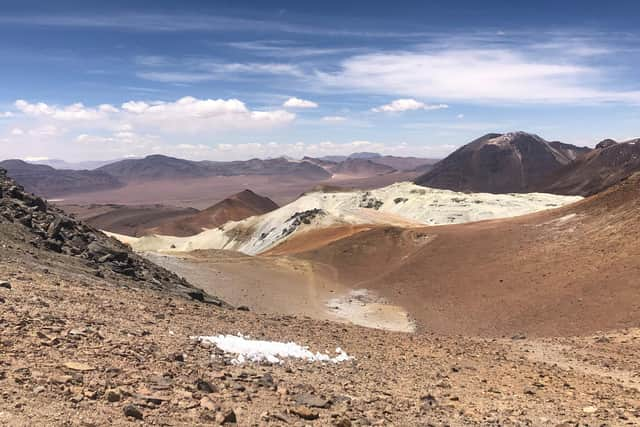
193,334,353,365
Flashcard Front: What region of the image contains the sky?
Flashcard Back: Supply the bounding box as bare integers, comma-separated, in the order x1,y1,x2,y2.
0,0,639,162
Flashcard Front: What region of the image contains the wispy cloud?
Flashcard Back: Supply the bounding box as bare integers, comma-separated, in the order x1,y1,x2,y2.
318,48,640,104
322,115,347,122
0,13,437,38
136,57,304,83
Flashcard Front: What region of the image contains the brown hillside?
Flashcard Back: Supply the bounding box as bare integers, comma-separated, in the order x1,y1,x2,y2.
287,173,640,337
152,189,278,236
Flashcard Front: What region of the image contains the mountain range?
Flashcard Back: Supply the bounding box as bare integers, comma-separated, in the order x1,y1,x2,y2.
0,153,435,198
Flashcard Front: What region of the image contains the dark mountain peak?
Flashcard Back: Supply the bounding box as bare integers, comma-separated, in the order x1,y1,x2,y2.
596,139,618,149
415,132,591,193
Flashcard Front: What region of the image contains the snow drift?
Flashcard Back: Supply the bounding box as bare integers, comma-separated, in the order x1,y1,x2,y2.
193,334,353,365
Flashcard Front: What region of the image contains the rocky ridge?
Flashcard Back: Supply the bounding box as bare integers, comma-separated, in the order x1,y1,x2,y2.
0,167,224,305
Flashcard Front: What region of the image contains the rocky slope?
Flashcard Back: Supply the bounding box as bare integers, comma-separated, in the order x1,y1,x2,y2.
543,137,640,195
0,160,123,197
415,132,591,193
0,167,222,305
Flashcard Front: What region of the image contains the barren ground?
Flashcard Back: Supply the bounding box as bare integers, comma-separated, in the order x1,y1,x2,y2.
2,238,640,426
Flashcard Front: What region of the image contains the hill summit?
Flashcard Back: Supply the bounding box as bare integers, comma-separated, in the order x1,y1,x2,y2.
415,131,590,193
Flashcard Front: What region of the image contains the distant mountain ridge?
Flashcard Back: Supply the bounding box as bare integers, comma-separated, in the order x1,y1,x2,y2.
97,155,332,181
0,159,124,197
415,132,592,193
543,137,640,195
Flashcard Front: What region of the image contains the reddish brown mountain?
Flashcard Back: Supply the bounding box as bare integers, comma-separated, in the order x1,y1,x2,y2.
414,132,591,193
152,189,278,236
543,138,640,195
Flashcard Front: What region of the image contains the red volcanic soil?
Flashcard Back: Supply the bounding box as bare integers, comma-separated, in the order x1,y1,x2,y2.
284,173,640,337
151,189,278,237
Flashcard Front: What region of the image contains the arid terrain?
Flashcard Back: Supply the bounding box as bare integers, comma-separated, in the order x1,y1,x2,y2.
3,166,640,426
3,136,640,426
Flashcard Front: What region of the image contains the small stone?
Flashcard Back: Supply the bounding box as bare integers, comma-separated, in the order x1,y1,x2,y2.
123,404,143,420
236,306,250,311
106,389,121,402
257,373,274,388
33,386,46,394
216,408,237,425
0,281,11,289
294,393,331,409
50,375,73,384
196,379,217,394
582,406,597,414
335,418,352,427
170,352,185,362
200,396,216,411
291,406,319,420
63,362,95,372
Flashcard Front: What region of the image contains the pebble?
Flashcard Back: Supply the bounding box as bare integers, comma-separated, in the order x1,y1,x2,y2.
196,379,217,394
216,408,237,425
123,404,143,420
0,281,11,289
106,389,121,402
290,405,320,420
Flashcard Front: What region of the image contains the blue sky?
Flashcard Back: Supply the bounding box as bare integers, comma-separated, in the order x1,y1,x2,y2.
1,0,639,161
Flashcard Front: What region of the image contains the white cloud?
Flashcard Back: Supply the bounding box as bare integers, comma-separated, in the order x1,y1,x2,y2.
372,98,448,113
322,115,347,122
15,100,118,120
283,97,318,108
319,49,640,104
10,128,24,135
120,96,294,131
457,113,465,119
0,112,13,118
